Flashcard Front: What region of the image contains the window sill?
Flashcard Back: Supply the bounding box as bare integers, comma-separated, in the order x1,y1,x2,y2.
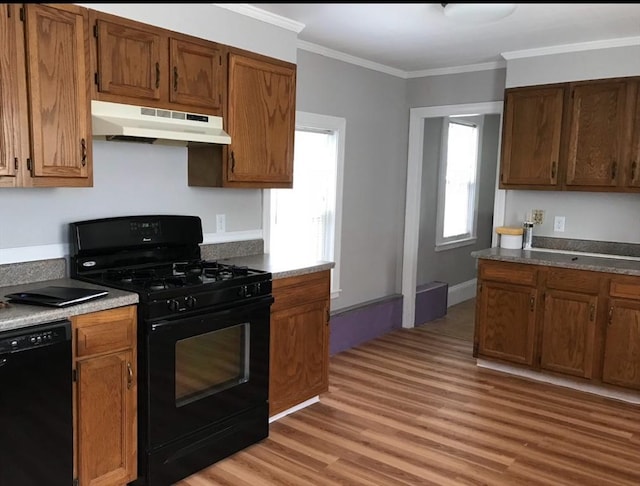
435,237,477,252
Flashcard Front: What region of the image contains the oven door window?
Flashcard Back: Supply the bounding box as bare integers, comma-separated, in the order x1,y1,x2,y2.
175,323,249,407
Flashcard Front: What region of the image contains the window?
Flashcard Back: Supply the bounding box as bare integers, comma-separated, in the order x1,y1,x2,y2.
435,115,483,250
265,112,345,298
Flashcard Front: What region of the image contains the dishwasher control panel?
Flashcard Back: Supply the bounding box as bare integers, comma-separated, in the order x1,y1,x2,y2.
0,321,70,354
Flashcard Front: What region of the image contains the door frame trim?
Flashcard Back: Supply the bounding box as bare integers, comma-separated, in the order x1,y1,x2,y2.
401,102,504,328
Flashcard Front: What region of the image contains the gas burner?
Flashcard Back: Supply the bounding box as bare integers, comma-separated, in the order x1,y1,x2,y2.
106,268,156,283
173,261,203,277
145,276,188,291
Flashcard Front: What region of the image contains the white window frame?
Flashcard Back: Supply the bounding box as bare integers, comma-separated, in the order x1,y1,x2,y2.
262,111,345,299
434,115,484,252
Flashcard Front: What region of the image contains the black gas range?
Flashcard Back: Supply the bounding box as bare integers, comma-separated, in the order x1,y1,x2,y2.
70,215,273,486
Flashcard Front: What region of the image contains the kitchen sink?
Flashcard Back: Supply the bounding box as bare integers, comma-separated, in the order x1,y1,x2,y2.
526,247,640,262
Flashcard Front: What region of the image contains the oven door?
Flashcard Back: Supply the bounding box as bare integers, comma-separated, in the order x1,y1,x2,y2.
145,296,271,448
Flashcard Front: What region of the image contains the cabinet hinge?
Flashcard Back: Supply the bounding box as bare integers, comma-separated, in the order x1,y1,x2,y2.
473,342,479,356
219,55,222,66
94,72,100,86
73,478,79,486
6,4,11,17
72,369,77,382
26,158,32,173
93,24,98,38
14,157,18,171
19,6,24,21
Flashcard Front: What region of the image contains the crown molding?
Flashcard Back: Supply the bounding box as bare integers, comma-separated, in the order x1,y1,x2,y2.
502,36,640,60
297,40,408,78
406,60,506,78
213,3,305,33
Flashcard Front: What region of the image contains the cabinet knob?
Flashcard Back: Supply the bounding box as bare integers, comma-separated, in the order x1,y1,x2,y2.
632,161,637,181
173,66,178,91
155,62,160,89
611,161,617,180
551,161,556,179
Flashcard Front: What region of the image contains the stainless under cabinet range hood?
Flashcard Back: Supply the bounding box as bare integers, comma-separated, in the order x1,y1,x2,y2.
91,100,231,145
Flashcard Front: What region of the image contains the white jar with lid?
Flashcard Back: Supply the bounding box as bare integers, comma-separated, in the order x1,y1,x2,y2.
495,226,523,249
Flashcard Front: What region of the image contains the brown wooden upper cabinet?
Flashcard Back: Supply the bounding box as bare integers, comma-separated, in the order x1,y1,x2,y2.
500,76,640,193
0,3,92,188
90,10,225,116
565,79,632,189
225,49,296,188
500,85,564,189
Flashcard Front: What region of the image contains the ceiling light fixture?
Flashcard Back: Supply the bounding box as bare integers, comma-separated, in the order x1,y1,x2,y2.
441,3,517,23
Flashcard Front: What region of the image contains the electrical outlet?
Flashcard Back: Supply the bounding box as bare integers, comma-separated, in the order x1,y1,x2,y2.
532,209,544,225
216,214,226,233
554,216,565,232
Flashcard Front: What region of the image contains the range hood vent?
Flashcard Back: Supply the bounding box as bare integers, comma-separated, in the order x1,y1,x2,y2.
91,100,231,145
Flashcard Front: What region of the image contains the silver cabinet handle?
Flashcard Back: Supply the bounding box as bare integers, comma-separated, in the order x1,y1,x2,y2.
0,358,7,367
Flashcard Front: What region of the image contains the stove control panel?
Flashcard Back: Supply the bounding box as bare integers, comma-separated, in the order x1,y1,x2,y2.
155,279,272,317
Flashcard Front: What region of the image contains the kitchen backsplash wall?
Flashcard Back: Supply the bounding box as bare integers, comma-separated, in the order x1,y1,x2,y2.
504,191,640,244
0,141,262,250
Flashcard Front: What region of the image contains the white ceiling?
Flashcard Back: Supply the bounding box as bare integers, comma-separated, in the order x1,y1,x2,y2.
245,3,640,76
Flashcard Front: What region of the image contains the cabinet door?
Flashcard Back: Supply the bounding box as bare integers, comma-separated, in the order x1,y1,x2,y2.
227,52,295,187
565,80,628,187
24,4,91,183
169,37,224,113
77,350,136,486
0,4,27,184
541,289,597,378
602,299,640,390
628,81,640,188
500,86,564,187
270,300,329,415
95,17,164,102
476,281,537,365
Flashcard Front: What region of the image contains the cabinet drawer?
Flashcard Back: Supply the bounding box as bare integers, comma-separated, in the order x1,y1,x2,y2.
75,306,136,358
546,267,601,293
479,260,537,286
610,277,640,300
272,271,330,314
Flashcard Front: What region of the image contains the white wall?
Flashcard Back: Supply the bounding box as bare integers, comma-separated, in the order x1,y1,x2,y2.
504,44,640,244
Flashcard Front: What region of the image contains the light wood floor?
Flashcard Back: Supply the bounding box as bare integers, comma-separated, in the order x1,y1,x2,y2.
178,299,640,486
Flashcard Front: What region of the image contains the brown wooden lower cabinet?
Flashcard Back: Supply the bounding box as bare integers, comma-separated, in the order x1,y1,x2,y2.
476,280,537,365
540,289,597,378
72,305,137,486
475,259,640,392
602,298,640,390
269,271,330,416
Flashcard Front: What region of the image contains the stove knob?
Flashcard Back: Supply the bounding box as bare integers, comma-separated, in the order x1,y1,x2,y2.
167,299,180,312
185,296,197,308
238,285,248,297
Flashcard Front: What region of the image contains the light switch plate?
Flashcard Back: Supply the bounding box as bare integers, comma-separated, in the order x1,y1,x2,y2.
554,216,565,232
216,214,226,233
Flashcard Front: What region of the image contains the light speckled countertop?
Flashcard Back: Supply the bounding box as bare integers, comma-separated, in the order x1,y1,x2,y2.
219,253,334,279
0,255,330,333
472,247,640,276
0,278,138,333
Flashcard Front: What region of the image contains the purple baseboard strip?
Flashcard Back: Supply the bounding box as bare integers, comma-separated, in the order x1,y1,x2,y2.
329,295,403,356
415,281,448,326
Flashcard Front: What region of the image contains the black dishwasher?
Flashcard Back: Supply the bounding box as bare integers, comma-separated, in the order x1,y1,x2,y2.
0,320,73,486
